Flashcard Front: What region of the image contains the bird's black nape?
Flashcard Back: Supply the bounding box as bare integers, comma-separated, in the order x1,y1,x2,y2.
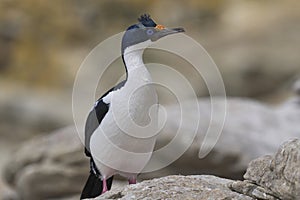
138,13,157,27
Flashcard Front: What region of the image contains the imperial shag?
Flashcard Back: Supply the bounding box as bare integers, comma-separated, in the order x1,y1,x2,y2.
80,14,184,199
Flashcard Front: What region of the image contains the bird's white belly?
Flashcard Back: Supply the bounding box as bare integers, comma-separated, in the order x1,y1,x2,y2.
90,82,158,179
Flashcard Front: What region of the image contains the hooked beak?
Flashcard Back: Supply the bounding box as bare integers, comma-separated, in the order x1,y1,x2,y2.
151,27,185,41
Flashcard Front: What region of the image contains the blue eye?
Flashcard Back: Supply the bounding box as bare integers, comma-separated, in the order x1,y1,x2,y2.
146,29,154,35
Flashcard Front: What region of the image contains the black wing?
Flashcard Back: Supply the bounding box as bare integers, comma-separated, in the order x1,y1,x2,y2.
84,99,109,156
84,80,126,157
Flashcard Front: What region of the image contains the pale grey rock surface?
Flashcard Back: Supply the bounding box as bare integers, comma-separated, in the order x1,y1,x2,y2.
231,139,300,200
94,175,253,200
141,89,300,180
2,92,300,199
3,126,89,200
230,180,279,200
91,139,300,200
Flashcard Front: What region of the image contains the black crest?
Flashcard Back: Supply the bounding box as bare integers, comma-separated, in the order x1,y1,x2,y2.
138,14,157,27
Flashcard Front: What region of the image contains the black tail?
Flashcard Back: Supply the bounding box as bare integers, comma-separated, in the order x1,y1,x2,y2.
80,173,114,199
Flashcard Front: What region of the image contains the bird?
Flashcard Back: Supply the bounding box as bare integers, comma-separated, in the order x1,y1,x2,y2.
80,14,184,199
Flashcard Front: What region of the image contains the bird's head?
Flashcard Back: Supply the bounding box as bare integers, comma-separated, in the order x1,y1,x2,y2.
122,14,185,54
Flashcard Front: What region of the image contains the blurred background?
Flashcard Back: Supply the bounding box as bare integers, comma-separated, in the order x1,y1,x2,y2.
0,0,300,199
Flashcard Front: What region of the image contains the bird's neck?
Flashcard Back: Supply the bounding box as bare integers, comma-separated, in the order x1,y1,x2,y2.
123,49,145,72
122,48,151,82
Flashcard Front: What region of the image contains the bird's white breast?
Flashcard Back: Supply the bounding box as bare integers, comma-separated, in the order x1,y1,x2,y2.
90,47,158,178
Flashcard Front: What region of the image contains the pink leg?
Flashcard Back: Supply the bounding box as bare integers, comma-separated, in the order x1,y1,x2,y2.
101,178,108,194
128,178,137,184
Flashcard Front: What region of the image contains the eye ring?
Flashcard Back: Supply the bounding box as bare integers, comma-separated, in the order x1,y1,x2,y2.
146,29,154,35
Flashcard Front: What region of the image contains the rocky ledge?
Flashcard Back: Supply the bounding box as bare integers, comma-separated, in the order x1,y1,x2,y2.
92,139,300,200
94,175,251,200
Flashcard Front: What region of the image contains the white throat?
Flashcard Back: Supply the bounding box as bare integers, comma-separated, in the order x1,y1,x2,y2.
123,40,152,72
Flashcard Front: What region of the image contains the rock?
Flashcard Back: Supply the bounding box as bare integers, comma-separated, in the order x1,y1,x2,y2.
293,79,300,96
3,93,300,198
54,195,80,200
0,85,74,198
230,139,300,200
0,86,72,139
94,175,253,200
3,126,89,200
141,93,300,180
0,179,19,200
92,139,300,199
16,164,85,200
230,180,278,200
